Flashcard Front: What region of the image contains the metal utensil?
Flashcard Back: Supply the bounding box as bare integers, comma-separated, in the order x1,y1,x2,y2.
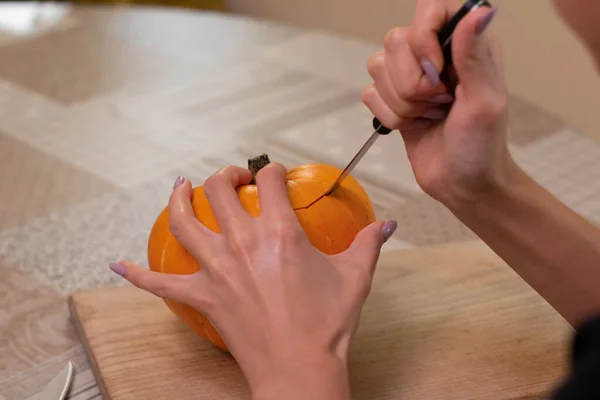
323,0,492,196
323,119,391,196
38,362,73,400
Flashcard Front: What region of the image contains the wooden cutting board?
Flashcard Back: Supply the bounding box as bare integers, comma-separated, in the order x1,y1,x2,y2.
69,240,573,400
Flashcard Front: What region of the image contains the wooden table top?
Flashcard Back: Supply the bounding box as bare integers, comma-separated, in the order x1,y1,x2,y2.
0,3,598,399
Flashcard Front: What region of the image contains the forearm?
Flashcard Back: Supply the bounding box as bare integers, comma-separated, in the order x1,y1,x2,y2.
449,161,600,328
250,352,350,400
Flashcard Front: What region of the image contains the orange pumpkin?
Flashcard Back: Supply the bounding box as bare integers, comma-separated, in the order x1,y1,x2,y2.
147,155,376,351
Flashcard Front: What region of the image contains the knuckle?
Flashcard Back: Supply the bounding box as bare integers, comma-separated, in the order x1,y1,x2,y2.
203,173,223,193
228,228,257,254
383,27,407,52
256,162,285,182
148,280,171,299
168,212,192,239
378,113,402,131
345,267,373,298
361,85,377,106
361,83,381,113
169,213,186,237
488,95,508,119
397,79,420,99
207,262,236,288
271,223,305,247
219,165,237,174
218,165,242,181
210,253,234,273
366,52,384,77
408,23,427,45
213,165,252,188
473,92,508,124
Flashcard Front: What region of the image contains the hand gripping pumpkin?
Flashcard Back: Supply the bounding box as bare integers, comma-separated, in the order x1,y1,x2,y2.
147,154,376,350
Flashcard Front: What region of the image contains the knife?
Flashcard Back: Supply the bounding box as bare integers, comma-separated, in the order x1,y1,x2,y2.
323,0,492,196
37,362,73,400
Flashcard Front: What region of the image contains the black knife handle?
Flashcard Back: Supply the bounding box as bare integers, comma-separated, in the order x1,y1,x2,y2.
373,0,492,134
438,0,492,66
373,118,392,135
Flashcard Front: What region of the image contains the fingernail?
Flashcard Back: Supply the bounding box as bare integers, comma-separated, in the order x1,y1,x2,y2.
420,59,441,87
423,108,447,120
110,262,127,277
476,7,498,36
382,220,398,242
411,118,434,130
430,93,454,104
173,175,185,190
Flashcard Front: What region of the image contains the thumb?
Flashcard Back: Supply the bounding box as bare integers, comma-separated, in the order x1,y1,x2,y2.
109,260,212,312
340,220,398,268
451,6,501,99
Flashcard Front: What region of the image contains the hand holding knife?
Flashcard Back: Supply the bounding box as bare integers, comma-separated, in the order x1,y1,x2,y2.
323,0,492,196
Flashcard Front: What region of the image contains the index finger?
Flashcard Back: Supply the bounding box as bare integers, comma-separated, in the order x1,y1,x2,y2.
409,0,450,83
169,177,219,264
203,166,253,233
255,162,301,225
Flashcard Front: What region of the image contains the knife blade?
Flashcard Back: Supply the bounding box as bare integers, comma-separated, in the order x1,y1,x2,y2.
323,119,391,196
323,0,492,196
38,362,73,400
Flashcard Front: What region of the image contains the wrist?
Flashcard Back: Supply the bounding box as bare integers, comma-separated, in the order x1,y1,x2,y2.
250,350,350,400
444,156,529,217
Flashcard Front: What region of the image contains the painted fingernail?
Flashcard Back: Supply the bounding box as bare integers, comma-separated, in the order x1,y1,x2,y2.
476,7,498,36
411,118,434,130
110,262,127,277
430,93,454,103
423,108,447,120
173,175,185,190
420,59,441,87
382,220,398,242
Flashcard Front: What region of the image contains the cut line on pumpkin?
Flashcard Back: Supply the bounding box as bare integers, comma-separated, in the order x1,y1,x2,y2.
247,154,334,211
292,192,327,210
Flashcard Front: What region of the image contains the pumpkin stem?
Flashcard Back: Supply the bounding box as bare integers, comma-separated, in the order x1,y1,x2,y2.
248,154,271,184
